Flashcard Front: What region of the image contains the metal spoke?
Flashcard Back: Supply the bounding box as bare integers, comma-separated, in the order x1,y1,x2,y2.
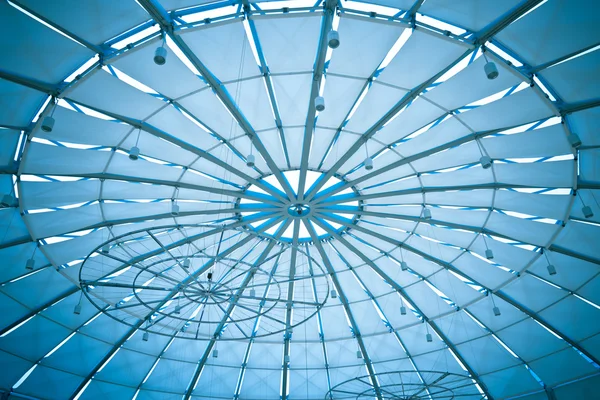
182,218,292,399
315,214,600,375
311,217,494,399
304,220,384,400
137,0,297,201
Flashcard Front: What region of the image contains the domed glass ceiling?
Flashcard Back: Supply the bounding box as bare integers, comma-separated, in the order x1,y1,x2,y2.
0,0,600,399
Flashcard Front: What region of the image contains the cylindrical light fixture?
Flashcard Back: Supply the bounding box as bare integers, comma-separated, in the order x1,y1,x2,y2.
480,155,492,169
315,96,325,112
423,207,432,220
154,45,167,65
128,146,140,161
246,153,255,167
327,30,340,49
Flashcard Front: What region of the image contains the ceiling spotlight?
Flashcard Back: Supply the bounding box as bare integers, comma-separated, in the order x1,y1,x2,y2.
364,157,374,171
482,49,499,80
154,45,167,65
25,258,35,270
356,350,363,359
568,133,582,148
1,194,15,208
142,331,149,341
484,61,499,80
212,349,219,358
207,272,213,281
400,261,408,271
246,153,255,167
485,249,494,260
284,355,290,363
174,305,181,314
426,333,432,342
547,264,557,276
171,201,180,216
493,306,501,316
41,115,55,133
182,258,190,269
74,303,82,315
423,207,432,220
250,288,256,298
101,244,110,254
128,146,140,161
331,290,337,299
480,155,492,169
327,29,340,49
582,205,594,219
400,306,407,315
315,96,325,112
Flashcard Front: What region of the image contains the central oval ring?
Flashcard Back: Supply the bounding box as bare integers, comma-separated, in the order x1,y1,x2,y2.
287,203,312,218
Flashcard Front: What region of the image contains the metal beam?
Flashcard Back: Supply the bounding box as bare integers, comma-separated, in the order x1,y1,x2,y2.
296,0,337,200
303,243,335,399
317,214,600,368
280,220,300,400
242,0,292,169
315,182,565,207
306,0,546,201
310,121,543,202
317,208,541,248
304,221,384,400
312,218,494,399
304,44,474,201
559,98,600,116
405,0,425,19
326,240,432,398
578,180,600,190
58,97,288,204
183,218,292,399
33,172,279,206
547,245,600,270
0,68,56,94
0,66,280,201
233,250,285,399
137,0,297,201
68,205,270,234
70,217,285,400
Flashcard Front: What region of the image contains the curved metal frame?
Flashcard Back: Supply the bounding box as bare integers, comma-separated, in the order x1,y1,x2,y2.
0,1,597,400
78,223,331,341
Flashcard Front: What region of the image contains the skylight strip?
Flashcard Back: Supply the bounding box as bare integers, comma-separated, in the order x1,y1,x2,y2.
511,0,548,24
8,1,91,49
12,365,37,389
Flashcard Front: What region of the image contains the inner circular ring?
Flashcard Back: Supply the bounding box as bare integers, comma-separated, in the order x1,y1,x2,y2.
129,254,283,324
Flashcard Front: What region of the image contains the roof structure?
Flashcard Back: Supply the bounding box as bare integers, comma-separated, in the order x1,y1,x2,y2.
0,0,599,399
